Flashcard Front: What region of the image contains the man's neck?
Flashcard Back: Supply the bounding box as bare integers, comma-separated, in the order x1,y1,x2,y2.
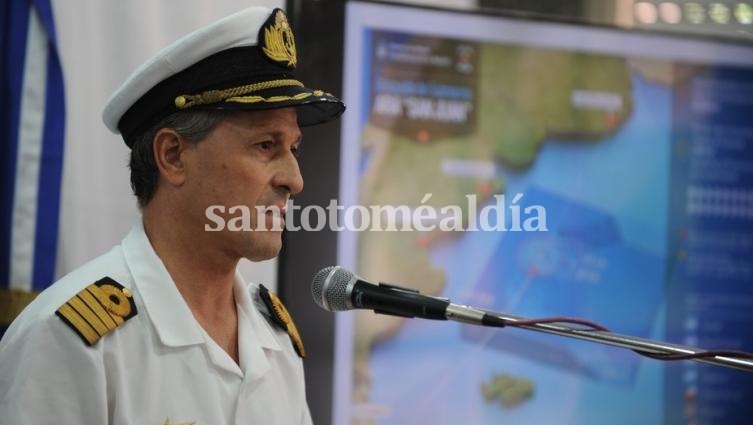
141,205,240,363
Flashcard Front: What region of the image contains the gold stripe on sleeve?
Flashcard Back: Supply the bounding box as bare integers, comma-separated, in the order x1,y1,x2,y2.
79,287,118,329
67,296,109,337
57,303,99,345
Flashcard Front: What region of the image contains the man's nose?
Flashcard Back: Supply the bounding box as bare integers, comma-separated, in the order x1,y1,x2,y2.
273,151,304,196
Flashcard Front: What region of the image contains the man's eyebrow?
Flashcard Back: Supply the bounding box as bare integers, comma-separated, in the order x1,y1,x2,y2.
275,131,303,147
244,131,302,149
256,130,303,143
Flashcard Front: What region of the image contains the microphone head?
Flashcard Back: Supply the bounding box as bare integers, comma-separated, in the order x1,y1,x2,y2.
311,266,355,312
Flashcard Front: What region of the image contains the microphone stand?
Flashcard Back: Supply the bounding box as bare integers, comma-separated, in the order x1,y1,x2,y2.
477,309,753,372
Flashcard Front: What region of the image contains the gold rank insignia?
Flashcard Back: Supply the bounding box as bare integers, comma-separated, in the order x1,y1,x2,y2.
259,8,297,68
258,284,305,358
55,277,137,346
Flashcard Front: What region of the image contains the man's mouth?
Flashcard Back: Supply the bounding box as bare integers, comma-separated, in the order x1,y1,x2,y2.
264,204,287,216
263,202,288,229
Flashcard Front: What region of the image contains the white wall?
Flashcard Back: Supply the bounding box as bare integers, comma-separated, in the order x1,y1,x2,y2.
51,0,282,288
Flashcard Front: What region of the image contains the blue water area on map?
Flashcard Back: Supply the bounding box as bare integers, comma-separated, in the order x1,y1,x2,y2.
464,187,664,385
367,72,670,424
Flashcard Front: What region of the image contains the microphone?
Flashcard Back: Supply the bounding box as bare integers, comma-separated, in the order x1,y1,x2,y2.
311,267,753,373
311,266,505,327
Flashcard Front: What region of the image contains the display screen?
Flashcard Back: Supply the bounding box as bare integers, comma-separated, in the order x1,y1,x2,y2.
336,2,753,424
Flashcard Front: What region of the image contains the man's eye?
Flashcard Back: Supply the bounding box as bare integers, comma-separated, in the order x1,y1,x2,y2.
291,144,301,158
256,141,275,151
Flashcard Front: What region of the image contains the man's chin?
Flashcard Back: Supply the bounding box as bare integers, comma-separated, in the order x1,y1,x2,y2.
242,237,282,262
245,252,280,262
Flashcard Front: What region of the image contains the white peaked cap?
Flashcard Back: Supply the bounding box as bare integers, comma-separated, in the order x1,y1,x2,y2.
102,7,344,147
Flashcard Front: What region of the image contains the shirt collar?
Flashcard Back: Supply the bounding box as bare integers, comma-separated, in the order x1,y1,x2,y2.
122,221,205,347
235,275,282,381
235,272,282,353
121,221,282,353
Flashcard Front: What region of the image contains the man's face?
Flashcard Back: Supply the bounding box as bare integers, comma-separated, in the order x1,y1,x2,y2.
182,107,303,261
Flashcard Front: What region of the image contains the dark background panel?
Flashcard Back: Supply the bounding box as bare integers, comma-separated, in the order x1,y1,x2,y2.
280,1,346,424
278,2,753,424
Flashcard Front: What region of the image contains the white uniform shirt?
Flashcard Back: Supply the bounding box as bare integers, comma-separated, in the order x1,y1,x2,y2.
0,222,313,425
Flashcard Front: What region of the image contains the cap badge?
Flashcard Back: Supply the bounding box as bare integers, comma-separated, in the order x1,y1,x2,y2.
260,9,297,69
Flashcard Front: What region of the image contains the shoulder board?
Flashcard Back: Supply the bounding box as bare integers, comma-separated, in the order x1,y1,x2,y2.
55,277,137,346
258,284,305,358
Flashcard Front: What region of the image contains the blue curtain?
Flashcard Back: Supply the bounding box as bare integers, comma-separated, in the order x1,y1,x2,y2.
0,0,65,338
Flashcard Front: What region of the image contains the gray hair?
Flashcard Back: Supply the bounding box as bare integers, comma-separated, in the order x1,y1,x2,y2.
128,110,232,208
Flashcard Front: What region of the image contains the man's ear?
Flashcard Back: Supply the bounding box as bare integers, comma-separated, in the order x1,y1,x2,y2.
153,128,190,187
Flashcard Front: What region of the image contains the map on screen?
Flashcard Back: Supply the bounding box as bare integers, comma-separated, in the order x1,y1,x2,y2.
336,3,753,424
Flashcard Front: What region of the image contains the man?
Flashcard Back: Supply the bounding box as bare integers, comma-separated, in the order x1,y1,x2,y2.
0,7,343,424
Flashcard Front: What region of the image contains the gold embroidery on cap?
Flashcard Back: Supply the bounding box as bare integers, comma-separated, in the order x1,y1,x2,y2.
174,79,304,109
262,10,297,68
226,91,313,105
224,89,333,105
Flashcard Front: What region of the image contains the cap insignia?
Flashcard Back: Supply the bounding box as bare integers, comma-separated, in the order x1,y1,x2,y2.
174,79,304,109
258,284,305,358
260,9,297,69
55,277,137,346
